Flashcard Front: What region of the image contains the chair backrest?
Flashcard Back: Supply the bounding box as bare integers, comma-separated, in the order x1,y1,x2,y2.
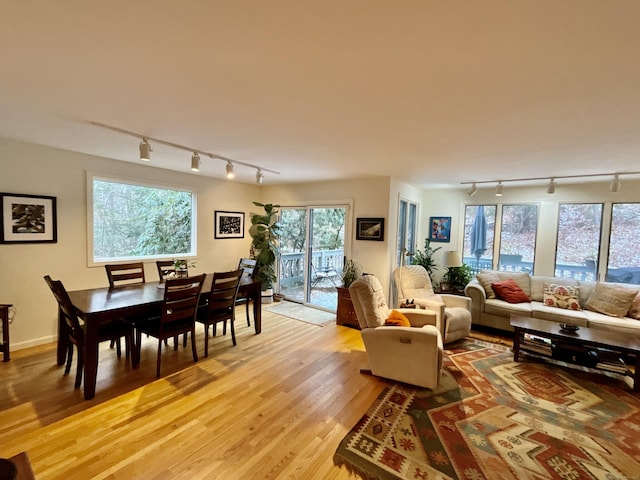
160,274,205,333
238,258,257,278
105,262,146,288
43,275,83,341
394,265,437,300
348,275,390,329
207,269,244,314
156,260,176,283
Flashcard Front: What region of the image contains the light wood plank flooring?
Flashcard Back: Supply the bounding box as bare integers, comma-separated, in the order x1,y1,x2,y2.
0,307,384,479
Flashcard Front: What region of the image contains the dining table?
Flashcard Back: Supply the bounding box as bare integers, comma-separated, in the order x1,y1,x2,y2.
57,275,262,400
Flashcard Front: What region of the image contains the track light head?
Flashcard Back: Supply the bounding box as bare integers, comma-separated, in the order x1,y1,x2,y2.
610,174,620,192
256,169,264,184
191,153,200,172
139,139,151,161
495,182,503,197
225,161,235,179
467,183,478,197
547,178,556,194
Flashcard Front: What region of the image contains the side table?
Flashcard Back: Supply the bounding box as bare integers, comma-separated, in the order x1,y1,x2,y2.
1,304,12,362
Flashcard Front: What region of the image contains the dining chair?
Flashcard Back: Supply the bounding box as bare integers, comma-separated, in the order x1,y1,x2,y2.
236,258,257,327
105,262,146,288
196,269,243,357
156,260,176,283
134,274,205,377
44,275,133,388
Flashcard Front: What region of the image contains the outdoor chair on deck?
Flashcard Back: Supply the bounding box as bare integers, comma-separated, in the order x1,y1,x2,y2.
349,275,443,389
196,269,243,357
134,274,205,377
44,275,133,388
236,258,257,326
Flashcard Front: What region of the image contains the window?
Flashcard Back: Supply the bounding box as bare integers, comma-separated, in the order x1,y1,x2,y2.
606,203,640,285
555,204,602,280
90,176,195,263
397,199,418,266
498,204,537,273
462,205,496,273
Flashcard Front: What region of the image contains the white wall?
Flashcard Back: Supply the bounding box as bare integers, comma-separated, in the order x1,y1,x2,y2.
0,137,260,349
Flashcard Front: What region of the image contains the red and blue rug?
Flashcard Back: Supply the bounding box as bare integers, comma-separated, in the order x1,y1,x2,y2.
334,340,640,479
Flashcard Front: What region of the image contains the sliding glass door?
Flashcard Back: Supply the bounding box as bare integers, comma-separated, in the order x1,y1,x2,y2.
279,206,347,311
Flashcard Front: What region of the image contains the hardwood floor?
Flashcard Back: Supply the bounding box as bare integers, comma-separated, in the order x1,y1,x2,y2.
0,308,384,479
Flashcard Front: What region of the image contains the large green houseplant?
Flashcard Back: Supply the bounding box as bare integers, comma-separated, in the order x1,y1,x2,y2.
249,202,281,292
411,239,441,279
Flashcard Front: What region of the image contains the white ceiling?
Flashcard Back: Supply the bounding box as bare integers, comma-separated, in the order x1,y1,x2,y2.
2,1,640,188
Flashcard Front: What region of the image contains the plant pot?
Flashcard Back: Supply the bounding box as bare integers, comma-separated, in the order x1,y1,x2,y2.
273,293,284,302
261,288,274,304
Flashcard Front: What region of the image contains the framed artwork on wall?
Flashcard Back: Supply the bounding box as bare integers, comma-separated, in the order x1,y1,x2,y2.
0,192,57,244
356,217,385,241
214,210,245,239
429,216,451,243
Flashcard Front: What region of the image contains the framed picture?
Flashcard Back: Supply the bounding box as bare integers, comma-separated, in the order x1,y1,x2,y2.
214,210,245,239
356,217,385,241
429,216,451,243
1,192,57,244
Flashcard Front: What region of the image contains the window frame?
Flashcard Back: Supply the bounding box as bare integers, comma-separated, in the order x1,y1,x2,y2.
87,172,197,267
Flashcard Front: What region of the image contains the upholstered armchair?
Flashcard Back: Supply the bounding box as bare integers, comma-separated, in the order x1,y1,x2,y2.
349,275,443,389
394,265,472,343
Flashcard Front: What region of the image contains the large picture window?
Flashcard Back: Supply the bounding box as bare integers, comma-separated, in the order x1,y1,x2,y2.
498,204,538,273
90,176,195,263
555,203,602,280
607,203,640,284
462,205,496,273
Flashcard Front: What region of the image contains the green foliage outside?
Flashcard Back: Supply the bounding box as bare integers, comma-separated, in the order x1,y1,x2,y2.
93,180,193,260
279,208,345,253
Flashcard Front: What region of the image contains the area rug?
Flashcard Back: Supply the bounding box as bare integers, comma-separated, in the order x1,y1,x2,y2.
265,301,335,326
334,340,640,479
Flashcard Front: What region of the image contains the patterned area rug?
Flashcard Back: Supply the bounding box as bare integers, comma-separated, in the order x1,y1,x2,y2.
334,340,640,479
265,301,335,326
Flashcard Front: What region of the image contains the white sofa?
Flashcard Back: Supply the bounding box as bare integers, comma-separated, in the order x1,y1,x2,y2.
465,270,640,335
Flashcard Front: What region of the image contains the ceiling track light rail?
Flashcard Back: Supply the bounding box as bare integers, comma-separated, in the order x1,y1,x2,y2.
90,121,280,182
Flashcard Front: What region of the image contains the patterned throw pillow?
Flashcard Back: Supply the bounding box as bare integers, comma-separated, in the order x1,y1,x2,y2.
586,283,639,317
543,283,581,310
628,291,640,320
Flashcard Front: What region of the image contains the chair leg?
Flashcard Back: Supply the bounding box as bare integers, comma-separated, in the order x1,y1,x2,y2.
110,338,116,349
183,333,187,348
246,300,251,326
222,320,227,336
190,329,198,362
74,348,83,389
156,340,163,378
230,319,237,346
204,324,209,358
173,335,178,351
115,337,122,358
64,344,73,376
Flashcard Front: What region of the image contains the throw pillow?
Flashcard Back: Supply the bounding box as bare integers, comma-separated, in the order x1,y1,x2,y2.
628,291,640,320
384,309,411,327
586,283,639,317
543,283,581,310
491,279,530,303
477,271,500,299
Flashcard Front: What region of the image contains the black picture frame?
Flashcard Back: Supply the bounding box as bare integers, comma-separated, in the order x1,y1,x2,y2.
429,216,451,243
356,217,385,241
0,192,57,244
214,210,245,239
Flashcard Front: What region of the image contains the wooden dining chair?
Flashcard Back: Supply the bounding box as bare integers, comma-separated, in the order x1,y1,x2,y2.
134,274,205,377
105,262,146,288
156,260,176,283
196,269,243,357
44,275,133,388
236,258,257,327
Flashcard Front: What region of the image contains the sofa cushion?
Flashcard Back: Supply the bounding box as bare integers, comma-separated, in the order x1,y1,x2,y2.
530,302,588,326
577,281,595,308
491,279,530,303
585,282,639,317
543,283,581,310
385,309,411,327
477,271,500,299
628,291,640,320
531,276,578,302
484,298,532,317
585,310,640,334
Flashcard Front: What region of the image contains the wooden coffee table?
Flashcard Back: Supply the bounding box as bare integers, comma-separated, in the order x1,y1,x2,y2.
511,315,640,392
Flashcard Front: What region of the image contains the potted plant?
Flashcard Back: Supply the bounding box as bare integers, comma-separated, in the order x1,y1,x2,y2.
336,259,362,328
249,202,281,303
444,263,473,292
411,239,441,280
173,259,196,278
341,259,361,288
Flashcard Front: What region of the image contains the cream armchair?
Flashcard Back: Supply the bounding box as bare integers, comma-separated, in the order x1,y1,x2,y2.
394,265,472,343
349,275,443,389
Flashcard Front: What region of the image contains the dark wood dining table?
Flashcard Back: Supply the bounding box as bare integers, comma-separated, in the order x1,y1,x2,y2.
56,275,262,400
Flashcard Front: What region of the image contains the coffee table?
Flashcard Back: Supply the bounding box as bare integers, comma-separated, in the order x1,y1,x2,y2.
511,315,640,392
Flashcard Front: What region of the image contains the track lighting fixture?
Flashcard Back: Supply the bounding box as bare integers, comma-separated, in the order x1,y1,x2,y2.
467,183,478,197
547,178,556,194
225,161,235,179
256,169,264,184
610,174,620,192
191,153,200,172
495,182,503,196
139,139,151,161
89,121,280,181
